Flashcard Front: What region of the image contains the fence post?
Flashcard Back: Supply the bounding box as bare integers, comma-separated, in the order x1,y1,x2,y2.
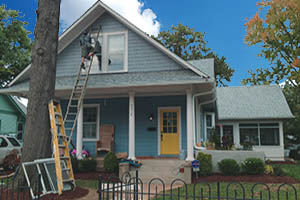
98,175,102,200
217,182,221,200
135,170,139,200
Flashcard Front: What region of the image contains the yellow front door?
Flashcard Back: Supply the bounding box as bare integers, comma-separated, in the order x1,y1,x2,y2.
160,108,180,155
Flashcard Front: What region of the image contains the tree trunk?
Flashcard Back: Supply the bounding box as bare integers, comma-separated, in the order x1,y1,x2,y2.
20,0,60,171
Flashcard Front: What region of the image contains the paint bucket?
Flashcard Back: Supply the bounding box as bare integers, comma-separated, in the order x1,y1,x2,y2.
179,150,186,160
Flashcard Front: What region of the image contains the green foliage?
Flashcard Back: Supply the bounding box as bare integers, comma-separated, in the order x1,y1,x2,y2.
217,159,240,176
71,157,97,173
196,152,212,176
283,84,300,146
272,165,286,176
289,150,300,160
104,152,119,173
0,5,32,87
241,158,265,175
154,24,234,86
243,0,300,86
209,128,221,149
79,158,97,173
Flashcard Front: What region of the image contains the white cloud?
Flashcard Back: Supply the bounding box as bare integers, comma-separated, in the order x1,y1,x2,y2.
60,0,161,36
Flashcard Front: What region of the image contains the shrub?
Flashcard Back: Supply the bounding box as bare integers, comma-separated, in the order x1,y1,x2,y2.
289,150,299,160
217,159,240,176
104,152,119,173
79,158,97,173
273,165,286,176
196,152,212,176
241,158,265,175
71,157,97,173
71,157,80,173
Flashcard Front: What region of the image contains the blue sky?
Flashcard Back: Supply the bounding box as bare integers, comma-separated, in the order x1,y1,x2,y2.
1,0,268,86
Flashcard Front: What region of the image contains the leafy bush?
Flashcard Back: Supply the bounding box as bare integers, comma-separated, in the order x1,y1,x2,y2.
71,157,97,173
289,150,299,160
196,152,212,176
104,152,119,173
217,159,240,176
71,157,80,173
79,158,97,173
241,158,265,175
273,165,286,176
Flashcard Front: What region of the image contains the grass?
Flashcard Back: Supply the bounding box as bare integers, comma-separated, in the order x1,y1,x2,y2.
157,182,300,200
76,179,98,190
279,161,300,181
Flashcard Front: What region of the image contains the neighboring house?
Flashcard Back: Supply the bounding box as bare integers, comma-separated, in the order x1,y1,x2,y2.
0,94,26,142
0,0,293,168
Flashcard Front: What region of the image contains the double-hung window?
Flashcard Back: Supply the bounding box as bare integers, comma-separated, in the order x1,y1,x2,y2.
204,112,215,141
83,105,99,141
239,123,280,146
91,31,128,73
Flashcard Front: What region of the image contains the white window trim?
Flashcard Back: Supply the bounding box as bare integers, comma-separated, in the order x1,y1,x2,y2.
82,104,100,142
157,107,182,156
238,121,281,147
204,112,215,141
90,30,128,74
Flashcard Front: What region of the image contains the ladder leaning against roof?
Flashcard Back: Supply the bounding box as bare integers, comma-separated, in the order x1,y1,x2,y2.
63,25,102,146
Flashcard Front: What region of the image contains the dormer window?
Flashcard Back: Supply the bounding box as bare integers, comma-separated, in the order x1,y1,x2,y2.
91,31,128,73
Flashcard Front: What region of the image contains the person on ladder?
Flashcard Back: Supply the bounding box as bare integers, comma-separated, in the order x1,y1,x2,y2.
80,29,102,70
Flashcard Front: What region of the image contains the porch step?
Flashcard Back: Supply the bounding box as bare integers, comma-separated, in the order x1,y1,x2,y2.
134,159,187,184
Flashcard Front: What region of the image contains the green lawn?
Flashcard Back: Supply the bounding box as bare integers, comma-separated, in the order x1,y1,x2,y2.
280,161,300,181
76,179,98,190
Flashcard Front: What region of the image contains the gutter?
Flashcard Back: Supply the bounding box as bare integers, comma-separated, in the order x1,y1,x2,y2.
192,85,217,150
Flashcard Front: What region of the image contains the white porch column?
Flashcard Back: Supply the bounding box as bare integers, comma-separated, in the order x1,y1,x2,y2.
186,89,194,161
279,121,284,147
128,92,136,160
76,106,83,159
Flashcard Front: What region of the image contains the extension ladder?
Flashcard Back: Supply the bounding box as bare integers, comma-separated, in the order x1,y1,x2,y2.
48,100,75,195
63,25,102,145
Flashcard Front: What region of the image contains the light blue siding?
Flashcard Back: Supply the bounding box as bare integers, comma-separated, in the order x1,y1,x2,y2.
62,95,187,157
56,12,184,77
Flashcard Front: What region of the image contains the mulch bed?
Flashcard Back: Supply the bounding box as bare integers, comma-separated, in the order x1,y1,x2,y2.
0,187,89,200
75,171,119,182
193,173,300,184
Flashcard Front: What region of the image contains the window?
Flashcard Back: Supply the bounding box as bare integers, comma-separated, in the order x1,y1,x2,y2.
7,137,21,147
91,31,127,73
260,123,280,145
239,123,280,146
83,105,99,140
17,123,24,141
239,124,259,145
0,137,8,148
204,113,215,141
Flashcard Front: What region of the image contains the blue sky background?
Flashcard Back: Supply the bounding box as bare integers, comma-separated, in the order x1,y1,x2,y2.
1,0,269,86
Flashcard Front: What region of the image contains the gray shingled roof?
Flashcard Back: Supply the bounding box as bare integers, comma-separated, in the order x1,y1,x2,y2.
0,69,207,95
216,85,294,120
188,59,215,78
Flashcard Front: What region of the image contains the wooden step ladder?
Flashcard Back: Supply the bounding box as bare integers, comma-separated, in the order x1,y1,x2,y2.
48,100,75,195
63,25,102,146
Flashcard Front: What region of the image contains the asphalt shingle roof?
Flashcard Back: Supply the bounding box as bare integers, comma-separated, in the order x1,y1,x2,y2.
216,85,294,120
0,69,206,94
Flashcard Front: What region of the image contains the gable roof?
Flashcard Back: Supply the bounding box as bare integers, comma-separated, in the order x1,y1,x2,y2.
2,95,26,118
216,85,294,120
9,0,209,87
188,59,214,78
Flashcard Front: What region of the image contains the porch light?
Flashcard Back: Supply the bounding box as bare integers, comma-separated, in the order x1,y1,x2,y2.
148,114,154,121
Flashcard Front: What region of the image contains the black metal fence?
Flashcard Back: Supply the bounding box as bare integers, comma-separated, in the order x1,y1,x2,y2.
0,173,41,200
98,171,299,200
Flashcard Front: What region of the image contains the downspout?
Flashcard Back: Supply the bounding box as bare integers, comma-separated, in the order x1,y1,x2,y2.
192,86,217,150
